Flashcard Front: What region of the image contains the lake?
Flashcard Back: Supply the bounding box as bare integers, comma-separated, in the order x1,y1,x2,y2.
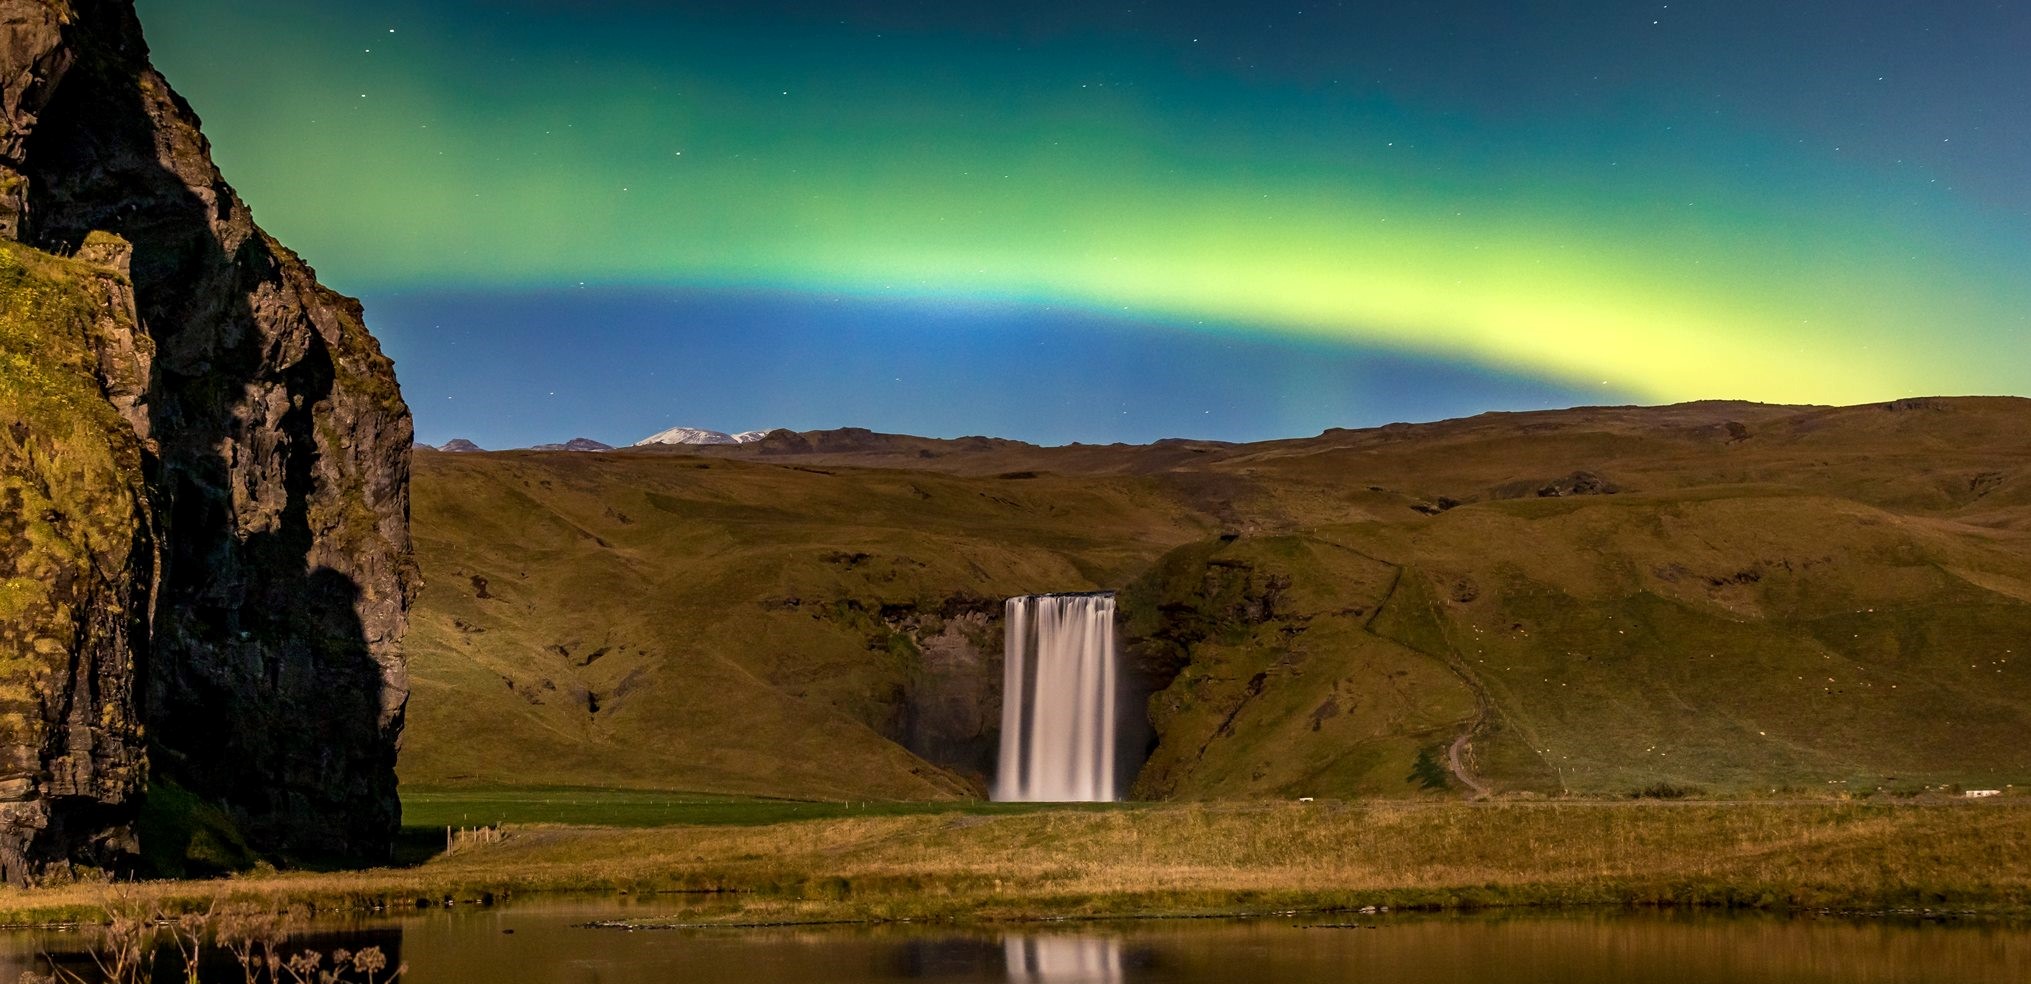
5,900,2028,983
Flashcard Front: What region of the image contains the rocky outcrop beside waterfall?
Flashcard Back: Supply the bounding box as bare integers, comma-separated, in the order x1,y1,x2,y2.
1114,538,1300,799
815,594,1006,795
0,0,413,877
890,604,1004,791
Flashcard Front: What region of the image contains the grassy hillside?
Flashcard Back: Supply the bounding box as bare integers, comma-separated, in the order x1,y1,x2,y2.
403,398,2031,800
402,452,1212,797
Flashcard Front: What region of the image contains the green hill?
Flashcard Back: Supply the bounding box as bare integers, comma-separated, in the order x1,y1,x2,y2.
400,398,2031,800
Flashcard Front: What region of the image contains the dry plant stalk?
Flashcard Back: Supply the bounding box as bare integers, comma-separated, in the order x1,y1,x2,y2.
213,903,298,984
166,901,218,984
20,894,403,984
85,889,153,984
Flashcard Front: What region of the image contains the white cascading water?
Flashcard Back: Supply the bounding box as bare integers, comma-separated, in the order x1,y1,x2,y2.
994,593,1119,802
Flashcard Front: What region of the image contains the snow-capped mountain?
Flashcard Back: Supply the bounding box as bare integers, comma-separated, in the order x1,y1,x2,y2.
634,425,781,447
528,437,614,452
634,426,739,447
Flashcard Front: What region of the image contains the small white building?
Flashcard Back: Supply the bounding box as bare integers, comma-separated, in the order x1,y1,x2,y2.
1965,789,2003,798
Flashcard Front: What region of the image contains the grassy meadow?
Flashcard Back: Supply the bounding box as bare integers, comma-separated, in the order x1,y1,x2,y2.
8,794,2031,927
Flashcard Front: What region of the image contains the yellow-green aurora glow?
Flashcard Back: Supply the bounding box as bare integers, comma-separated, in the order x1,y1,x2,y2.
142,1,2031,411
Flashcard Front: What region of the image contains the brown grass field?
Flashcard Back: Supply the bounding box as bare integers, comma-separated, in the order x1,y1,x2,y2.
5,799,2030,926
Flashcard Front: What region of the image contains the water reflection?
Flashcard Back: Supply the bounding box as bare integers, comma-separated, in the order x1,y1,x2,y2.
5,903,2031,983
1005,935,1123,983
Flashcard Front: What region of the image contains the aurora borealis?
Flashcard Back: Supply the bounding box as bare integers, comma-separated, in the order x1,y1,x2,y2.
136,1,2031,446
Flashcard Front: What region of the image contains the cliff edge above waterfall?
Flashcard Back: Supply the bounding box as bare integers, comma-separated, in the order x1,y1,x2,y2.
0,0,413,878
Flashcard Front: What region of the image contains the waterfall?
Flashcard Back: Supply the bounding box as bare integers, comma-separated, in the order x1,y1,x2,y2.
994,593,1119,802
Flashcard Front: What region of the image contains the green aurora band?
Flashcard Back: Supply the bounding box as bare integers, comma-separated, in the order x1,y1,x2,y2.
142,1,2031,405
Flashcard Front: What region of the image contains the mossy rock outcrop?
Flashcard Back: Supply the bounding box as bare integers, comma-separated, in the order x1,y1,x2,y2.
0,239,150,879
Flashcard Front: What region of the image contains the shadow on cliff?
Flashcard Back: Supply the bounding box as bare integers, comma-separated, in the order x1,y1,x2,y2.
23,1,401,871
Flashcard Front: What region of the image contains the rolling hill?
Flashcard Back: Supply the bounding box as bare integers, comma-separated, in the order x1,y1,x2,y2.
399,397,2031,801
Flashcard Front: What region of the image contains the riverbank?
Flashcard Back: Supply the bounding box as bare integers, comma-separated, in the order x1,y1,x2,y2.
4,799,2029,926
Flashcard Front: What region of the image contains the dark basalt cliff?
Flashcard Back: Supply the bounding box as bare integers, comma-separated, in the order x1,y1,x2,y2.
0,0,413,879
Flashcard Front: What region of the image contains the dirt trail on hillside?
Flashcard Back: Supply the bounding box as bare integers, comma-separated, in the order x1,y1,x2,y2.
1449,732,1493,798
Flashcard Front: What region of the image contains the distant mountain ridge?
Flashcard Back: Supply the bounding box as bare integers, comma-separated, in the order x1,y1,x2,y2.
417,430,785,454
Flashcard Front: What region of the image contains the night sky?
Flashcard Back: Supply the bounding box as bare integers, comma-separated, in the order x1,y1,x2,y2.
136,1,2031,448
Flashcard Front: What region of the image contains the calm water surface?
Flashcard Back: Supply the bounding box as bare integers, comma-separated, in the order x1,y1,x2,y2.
4,900,2028,983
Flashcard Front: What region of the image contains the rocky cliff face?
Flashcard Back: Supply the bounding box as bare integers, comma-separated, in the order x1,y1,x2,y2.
0,0,413,877
874,597,1005,794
